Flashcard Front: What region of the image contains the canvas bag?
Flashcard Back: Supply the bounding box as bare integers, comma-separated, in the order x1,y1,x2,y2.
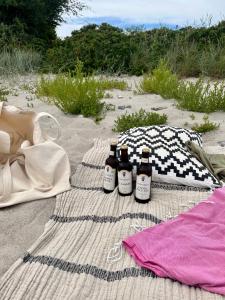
0,102,71,208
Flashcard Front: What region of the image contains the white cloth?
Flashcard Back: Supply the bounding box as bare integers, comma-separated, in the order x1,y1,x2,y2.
0,103,71,208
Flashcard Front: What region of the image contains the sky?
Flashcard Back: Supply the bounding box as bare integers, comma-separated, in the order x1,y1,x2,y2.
56,0,225,38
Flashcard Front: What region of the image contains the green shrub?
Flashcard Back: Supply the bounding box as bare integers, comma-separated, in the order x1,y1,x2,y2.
98,78,127,90
166,41,201,77
139,62,225,113
2,17,225,78
113,109,167,132
191,115,220,133
37,64,104,117
177,79,225,113
37,61,127,118
0,48,41,76
167,40,225,79
199,44,225,78
138,61,180,99
0,87,9,101
42,21,225,78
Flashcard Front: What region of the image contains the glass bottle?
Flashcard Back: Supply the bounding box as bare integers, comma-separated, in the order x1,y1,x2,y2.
118,144,133,196
135,147,152,203
103,140,118,193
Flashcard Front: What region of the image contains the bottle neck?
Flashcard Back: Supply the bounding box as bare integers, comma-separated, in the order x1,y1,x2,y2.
109,145,117,157
121,149,128,162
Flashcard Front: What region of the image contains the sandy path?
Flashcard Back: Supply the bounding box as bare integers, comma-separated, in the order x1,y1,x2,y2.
0,74,224,277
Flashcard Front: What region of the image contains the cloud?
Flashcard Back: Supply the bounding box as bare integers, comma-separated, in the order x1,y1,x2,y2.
56,23,83,38
56,0,225,37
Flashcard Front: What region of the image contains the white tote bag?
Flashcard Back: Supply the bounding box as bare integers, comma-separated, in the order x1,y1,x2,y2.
0,102,71,208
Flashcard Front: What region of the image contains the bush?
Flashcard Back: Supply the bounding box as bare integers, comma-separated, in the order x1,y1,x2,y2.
45,23,131,74
0,87,9,101
113,109,167,132
2,17,225,78
0,48,41,76
177,79,225,113
139,62,225,113
166,41,201,77
42,21,225,77
199,44,225,78
37,60,127,118
192,115,220,133
167,41,225,79
138,61,180,99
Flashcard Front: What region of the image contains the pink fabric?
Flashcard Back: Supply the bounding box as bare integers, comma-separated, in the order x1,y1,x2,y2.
123,187,225,295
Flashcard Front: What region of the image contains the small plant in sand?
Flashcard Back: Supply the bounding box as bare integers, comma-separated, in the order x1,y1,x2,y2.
139,62,225,113
0,87,9,101
189,113,195,120
113,109,167,132
37,60,127,118
191,115,220,133
104,92,113,99
22,83,36,94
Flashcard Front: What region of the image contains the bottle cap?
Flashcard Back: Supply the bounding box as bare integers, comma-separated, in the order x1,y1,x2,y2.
121,144,128,150
111,139,118,146
142,147,150,153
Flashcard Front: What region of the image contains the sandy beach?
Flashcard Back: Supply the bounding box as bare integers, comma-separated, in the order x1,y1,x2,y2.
0,74,224,278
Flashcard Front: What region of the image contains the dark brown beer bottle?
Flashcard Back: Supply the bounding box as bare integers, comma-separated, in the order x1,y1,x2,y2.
135,147,152,203
118,144,133,196
103,140,118,193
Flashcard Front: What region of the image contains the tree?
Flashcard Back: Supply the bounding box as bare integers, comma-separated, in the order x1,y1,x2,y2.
0,0,86,49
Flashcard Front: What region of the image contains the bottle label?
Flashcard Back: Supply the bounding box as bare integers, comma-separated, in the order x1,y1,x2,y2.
136,174,151,200
141,158,149,164
118,170,132,194
109,150,114,156
104,165,116,191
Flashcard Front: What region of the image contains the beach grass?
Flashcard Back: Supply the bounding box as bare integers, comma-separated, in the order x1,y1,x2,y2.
36,60,128,118
177,79,225,113
138,61,225,113
191,115,220,133
0,48,41,76
113,108,167,132
98,78,128,91
138,60,179,99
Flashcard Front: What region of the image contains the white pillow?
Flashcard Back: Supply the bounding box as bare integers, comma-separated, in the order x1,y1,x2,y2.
118,125,220,188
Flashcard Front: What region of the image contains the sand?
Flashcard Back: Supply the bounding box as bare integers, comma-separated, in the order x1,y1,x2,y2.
0,74,224,278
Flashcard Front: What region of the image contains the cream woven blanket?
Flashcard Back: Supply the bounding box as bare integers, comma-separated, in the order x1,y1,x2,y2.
0,140,223,300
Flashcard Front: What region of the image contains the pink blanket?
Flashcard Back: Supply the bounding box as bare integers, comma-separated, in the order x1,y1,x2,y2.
123,187,225,295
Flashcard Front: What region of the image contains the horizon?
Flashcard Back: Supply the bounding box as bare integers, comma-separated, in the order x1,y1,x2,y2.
56,0,225,38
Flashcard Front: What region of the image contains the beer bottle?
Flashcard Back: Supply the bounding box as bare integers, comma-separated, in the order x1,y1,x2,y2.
118,144,133,196
103,140,118,193
135,147,152,203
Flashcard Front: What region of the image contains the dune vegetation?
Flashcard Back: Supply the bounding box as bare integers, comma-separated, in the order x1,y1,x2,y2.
113,109,168,132
36,60,127,118
2,1,225,79
1,1,225,132
191,115,220,133
139,61,225,113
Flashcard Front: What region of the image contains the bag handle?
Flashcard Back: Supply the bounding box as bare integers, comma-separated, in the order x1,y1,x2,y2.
33,112,61,142
0,160,12,202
